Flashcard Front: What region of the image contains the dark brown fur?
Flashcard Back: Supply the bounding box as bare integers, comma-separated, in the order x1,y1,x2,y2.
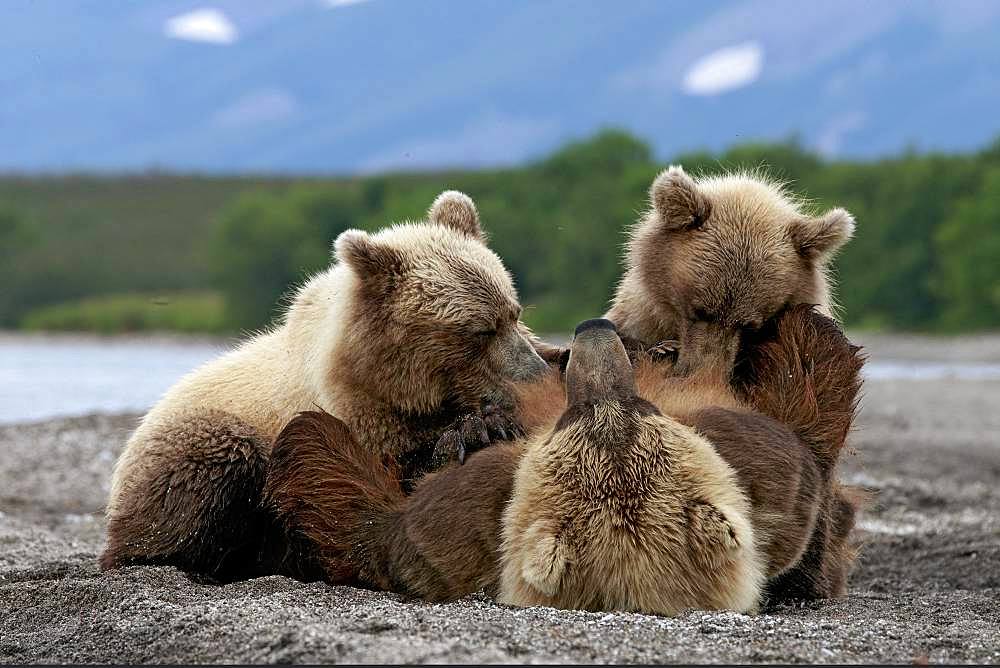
265,410,519,601
267,306,865,603
99,412,277,581
730,304,867,599
264,411,404,584
687,407,823,580
735,303,865,471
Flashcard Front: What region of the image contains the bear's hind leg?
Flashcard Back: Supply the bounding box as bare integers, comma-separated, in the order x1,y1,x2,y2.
101,412,271,582
763,484,863,602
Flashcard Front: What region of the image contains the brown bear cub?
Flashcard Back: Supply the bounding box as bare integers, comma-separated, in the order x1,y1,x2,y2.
266,305,863,604
601,165,864,600
101,190,548,581
606,166,855,376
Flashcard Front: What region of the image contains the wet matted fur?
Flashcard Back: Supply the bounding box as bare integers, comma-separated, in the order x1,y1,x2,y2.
731,304,867,599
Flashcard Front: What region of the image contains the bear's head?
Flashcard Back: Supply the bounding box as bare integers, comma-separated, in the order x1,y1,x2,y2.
333,190,548,414
544,318,664,453
563,319,636,408
626,166,855,376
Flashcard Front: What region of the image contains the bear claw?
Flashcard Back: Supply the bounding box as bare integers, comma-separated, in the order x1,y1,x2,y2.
648,339,680,358
647,340,681,370
430,402,521,468
481,401,523,441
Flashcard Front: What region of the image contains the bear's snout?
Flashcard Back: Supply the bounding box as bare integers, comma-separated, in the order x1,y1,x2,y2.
675,319,741,381
502,330,549,383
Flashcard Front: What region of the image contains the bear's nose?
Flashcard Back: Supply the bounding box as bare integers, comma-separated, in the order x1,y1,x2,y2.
573,318,617,339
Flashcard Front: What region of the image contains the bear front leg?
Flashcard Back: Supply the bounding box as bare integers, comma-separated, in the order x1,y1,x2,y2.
430,400,522,468
101,411,274,582
675,320,740,381
612,333,681,368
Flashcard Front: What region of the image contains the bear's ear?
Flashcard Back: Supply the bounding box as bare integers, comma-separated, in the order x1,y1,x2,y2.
789,207,856,262
428,190,483,239
650,165,712,231
333,229,405,279
519,521,569,597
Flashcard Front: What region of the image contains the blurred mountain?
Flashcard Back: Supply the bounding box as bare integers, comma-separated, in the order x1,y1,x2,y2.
3,0,999,173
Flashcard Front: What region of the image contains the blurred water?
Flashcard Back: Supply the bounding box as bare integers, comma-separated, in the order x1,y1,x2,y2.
0,335,227,424
1,335,999,424
865,361,1000,381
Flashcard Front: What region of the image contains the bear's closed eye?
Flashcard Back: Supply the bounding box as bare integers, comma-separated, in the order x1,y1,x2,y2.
693,307,716,324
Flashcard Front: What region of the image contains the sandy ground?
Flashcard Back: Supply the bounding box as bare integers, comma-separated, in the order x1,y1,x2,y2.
2,345,1000,663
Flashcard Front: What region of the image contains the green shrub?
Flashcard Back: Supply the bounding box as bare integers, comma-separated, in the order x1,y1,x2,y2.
19,292,228,334
6,130,1000,334
932,168,1000,331
208,185,365,329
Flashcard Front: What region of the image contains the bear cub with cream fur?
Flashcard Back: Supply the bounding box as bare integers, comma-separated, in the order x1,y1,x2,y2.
101,191,548,580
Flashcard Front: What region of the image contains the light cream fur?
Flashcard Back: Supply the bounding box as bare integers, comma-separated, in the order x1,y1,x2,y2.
499,401,766,615
107,269,348,514
108,191,542,516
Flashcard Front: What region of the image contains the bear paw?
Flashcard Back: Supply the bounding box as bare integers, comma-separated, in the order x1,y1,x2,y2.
646,339,680,365
480,401,524,442
686,500,741,555
618,336,680,367
430,402,522,468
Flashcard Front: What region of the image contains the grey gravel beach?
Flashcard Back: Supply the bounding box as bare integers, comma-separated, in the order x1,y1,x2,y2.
2,335,999,664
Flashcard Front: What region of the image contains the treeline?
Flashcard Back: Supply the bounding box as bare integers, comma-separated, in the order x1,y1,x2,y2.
3,130,999,334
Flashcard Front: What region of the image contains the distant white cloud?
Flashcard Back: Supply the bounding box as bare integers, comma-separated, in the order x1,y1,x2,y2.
682,42,763,96
825,53,888,97
359,112,557,173
322,0,371,7
165,8,238,45
213,89,298,129
815,111,867,156
613,0,904,95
